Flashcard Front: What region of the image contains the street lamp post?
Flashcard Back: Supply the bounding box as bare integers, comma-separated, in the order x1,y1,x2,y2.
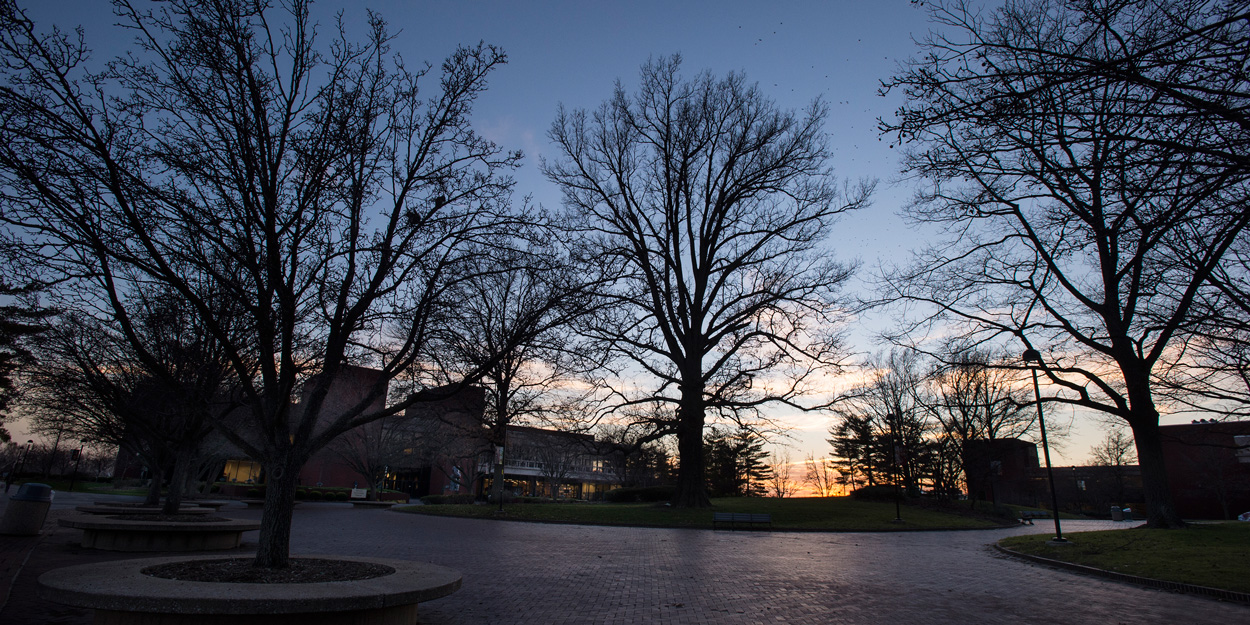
7,439,34,493
1022,349,1068,544
888,413,903,522
69,445,85,492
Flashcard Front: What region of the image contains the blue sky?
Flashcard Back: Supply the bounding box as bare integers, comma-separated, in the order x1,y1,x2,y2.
13,1,1117,469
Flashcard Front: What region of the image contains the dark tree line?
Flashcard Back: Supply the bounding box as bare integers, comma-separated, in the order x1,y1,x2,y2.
829,348,1041,502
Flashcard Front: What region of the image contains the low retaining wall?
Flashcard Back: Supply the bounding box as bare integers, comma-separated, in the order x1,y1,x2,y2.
58,515,261,552
38,554,462,624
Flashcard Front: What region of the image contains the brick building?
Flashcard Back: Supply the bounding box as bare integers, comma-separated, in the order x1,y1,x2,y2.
216,367,618,500
1160,420,1250,520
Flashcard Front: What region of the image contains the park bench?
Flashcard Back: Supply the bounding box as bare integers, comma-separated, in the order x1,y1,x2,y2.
1018,510,1050,525
712,512,772,530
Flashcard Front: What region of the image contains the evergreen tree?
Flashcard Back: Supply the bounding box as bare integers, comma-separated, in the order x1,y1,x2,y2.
0,284,49,441
703,426,773,497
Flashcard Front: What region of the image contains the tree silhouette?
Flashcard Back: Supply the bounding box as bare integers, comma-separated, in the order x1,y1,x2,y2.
0,0,525,565
880,0,1250,528
545,55,871,507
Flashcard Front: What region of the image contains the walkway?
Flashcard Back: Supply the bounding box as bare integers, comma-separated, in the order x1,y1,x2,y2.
3,498,1247,624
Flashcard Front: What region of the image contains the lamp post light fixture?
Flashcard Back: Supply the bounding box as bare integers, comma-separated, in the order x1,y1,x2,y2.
887,413,903,522
11,439,34,488
3,439,34,493
1022,349,1068,544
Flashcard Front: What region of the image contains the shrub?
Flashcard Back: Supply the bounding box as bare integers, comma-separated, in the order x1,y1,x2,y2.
335,491,349,501
604,485,676,503
245,488,261,498
309,490,324,500
850,485,904,502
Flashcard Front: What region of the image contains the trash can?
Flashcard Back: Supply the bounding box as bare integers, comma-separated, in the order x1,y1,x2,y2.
1110,505,1124,521
0,483,54,536
1121,507,1133,521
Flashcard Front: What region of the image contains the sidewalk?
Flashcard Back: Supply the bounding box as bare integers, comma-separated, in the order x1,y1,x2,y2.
0,508,48,613
0,489,242,624
2,502,1246,624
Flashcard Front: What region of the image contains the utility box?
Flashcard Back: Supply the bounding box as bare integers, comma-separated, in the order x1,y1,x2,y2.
0,483,54,536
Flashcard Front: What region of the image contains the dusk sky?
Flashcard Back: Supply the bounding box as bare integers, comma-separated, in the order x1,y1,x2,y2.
12,1,1115,470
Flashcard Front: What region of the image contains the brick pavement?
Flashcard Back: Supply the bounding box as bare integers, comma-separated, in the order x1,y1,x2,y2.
2,502,1248,624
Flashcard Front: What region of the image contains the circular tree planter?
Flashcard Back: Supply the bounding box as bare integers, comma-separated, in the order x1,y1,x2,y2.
241,500,300,509
58,515,261,551
77,506,214,516
38,554,461,625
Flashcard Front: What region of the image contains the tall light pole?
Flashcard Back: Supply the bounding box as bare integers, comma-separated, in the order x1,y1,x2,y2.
9,439,34,491
888,413,903,522
1023,349,1068,544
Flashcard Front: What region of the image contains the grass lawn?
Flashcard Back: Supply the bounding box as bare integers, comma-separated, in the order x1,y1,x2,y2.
396,496,1009,531
8,479,148,496
998,522,1250,594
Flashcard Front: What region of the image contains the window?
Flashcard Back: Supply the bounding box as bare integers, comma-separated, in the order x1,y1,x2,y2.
1235,435,1250,464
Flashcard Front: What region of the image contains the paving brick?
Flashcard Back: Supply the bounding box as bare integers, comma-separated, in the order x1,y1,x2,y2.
3,498,1247,624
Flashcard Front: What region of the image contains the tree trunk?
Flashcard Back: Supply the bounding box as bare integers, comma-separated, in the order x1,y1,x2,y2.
143,463,163,506
491,423,507,506
672,380,711,508
254,455,302,568
1129,420,1186,528
162,450,190,515
493,454,506,504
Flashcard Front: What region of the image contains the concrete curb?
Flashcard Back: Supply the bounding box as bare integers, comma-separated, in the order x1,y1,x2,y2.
393,506,1018,532
37,554,461,616
993,544,1250,605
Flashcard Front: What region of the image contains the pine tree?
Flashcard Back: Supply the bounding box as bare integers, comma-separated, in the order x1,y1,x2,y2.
0,284,49,441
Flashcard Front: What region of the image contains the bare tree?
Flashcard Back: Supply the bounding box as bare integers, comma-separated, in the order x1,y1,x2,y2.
1090,427,1139,468
879,0,1250,528
924,349,1037,499
544,54,872,507
1160,238,1250,416
833,351,937,494
0,0,525,566
430,232,601,506
766,451,798,498
328,415,415,501
529,437,583,501
24,293,233,513
803,453,840,497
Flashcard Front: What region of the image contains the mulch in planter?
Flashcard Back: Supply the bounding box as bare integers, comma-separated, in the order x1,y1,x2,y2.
106,514,232,522
142,558,395,583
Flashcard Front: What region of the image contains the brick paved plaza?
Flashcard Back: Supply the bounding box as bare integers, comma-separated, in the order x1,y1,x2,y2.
2,493,1247,624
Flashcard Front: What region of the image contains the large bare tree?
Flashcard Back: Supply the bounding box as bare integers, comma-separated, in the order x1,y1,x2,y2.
430,230,601,506
924,348,1037,499
544,55,872,507
0,0,527,566
24,288,236,513
880,0,1250,527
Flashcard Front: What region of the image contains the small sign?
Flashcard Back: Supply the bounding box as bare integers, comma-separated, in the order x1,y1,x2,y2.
350,488,367,500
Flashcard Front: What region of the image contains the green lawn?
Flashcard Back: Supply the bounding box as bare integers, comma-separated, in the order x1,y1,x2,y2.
999,523,1250,594
7,479,147,496
396,496,1009,531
